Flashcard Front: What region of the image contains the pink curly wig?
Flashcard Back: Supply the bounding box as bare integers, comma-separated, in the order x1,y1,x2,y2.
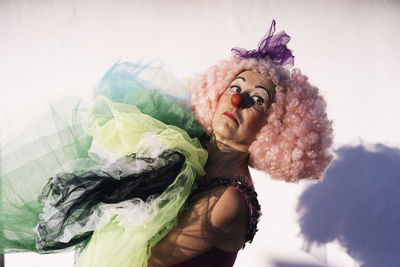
190,54,333,182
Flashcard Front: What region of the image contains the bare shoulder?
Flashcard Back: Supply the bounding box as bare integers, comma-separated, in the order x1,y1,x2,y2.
210,187,248,229
148,186,249,266
208,186,248,251
188,186,248,231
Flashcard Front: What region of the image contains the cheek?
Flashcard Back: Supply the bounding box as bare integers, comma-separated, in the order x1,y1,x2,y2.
217,93,230,108
242,111,266,138
213,94,231,121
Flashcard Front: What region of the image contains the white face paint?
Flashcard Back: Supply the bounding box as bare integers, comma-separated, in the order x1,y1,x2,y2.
212,70,275,151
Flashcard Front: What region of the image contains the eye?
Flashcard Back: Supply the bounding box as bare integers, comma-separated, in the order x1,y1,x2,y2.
230,85,241,94
252,95,264,105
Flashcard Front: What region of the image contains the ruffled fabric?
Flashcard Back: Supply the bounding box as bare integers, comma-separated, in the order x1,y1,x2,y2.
0,61,207,265
94,61,204,138
0,97,92,253
74,96,207,267
231,20,294,68
35,148,185,251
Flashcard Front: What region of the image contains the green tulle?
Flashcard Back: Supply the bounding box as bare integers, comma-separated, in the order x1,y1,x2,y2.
75,96,207,267
0,61,207,267
0,97,92,253
94,61,204,139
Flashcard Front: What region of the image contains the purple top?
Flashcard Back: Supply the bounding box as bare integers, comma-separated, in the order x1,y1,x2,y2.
167,176,261,267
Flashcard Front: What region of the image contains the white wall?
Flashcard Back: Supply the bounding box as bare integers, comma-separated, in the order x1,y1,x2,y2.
1,0,399,266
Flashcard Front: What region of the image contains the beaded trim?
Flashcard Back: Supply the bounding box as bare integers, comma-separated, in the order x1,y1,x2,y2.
197,176,261,244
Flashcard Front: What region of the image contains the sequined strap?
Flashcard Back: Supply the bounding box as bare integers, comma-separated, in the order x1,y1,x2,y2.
197,176,261,243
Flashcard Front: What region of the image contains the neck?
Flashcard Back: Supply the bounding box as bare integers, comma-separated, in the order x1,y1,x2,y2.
204,136,251,179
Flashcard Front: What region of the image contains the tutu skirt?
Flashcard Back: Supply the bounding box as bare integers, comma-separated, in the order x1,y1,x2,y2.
0,61,208,267
0,96,93,253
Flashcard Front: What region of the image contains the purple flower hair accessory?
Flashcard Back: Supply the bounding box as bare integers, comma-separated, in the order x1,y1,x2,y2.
232,20,295,68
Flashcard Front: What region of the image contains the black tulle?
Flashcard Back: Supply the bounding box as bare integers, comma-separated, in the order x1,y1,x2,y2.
35,150,185,251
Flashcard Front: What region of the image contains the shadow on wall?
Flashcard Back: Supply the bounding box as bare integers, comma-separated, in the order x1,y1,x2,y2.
296,144,400,267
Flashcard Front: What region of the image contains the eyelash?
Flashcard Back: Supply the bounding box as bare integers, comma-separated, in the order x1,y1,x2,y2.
229,86,265,105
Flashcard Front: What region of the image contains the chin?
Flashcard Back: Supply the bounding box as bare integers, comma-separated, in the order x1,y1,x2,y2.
213,121,236,140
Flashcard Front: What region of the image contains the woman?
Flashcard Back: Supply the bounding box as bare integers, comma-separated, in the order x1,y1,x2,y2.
148,70,270,267
149,20,333,266
0,20,332,267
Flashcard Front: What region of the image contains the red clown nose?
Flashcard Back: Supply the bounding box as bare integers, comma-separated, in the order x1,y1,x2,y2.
231,93,243,108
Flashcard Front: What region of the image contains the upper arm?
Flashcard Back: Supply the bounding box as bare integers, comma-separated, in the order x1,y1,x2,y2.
210,187,248,251
148,187,248,266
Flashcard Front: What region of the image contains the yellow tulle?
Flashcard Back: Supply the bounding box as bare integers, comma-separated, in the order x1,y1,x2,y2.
76,96,207,267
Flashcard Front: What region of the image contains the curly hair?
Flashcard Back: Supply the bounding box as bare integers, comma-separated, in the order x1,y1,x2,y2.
189,54,333,182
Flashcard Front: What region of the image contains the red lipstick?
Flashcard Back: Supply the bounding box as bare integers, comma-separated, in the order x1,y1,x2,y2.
222,111,238,123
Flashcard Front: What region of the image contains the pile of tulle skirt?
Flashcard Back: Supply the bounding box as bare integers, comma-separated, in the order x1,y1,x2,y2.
0,61,208,267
